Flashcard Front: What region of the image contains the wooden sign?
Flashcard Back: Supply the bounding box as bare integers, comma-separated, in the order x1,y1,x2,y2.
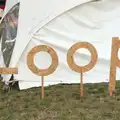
109,37,120,96
1,37,120,98
67,42,98,96
27,45,58,98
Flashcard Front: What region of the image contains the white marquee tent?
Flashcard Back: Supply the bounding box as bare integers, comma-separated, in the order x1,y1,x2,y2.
0,0,120,90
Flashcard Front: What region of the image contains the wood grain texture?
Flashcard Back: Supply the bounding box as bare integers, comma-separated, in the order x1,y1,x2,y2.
41,76,44,98
67,42,98,96
0,67,18,74
109,37,120,96
27,45,58,76
80,72,83,96
67,42,98,73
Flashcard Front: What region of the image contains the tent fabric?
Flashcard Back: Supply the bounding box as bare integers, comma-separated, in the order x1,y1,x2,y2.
1,3,19,67
0,9,3,18
1,0,120,90
9,0,91,67
2,0,19,17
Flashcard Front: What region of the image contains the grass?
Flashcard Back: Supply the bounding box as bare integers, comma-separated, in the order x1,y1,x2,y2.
1,81,120,120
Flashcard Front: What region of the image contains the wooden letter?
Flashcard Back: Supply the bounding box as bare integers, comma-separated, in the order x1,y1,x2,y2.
0,67,18,74
27,45,58,98
109,37,120,96
67,42,98,96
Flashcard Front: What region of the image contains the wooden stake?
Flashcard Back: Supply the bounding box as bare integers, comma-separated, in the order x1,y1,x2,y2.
41,76,44,99
109,37,120,96
110,90,112,97
80,72,83,97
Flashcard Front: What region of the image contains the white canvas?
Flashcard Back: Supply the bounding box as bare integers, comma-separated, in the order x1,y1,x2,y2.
3,0,19,17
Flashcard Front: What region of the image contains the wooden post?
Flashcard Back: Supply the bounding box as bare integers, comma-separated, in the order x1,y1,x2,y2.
109,37,120,96
80,72,83,97
41,76,44,99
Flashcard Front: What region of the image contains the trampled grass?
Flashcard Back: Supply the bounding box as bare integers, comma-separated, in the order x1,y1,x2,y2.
1,81,120,120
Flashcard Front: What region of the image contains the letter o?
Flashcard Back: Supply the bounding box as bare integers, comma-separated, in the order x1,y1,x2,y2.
27,45,58,76
67,42,98,73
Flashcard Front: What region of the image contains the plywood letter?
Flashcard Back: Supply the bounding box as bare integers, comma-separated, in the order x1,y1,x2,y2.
67,42,98,96
27,45,58,98
109,37,120,96
0,67,18,74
